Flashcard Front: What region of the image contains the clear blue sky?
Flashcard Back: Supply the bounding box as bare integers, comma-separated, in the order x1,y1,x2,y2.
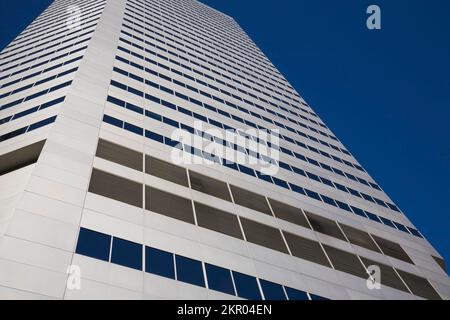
1,0,449,268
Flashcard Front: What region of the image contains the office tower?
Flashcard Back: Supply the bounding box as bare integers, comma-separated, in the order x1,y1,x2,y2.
0,0,448,300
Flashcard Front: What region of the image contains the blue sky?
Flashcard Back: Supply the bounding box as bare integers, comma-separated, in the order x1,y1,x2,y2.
1,1,449,267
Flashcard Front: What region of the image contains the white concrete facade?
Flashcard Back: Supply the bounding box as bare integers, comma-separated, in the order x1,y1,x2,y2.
0,0,449,300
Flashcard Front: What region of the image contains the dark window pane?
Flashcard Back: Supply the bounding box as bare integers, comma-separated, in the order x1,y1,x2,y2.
360,257,409,293
260,279,287,300
285,287,309,300
371,235,413,264
176,255,205,287
145,246,175,279
76,228,111,262
304,212,346,241
232,272,262,300
194,202,243,239
145,186,195,224
189,171,232,201
240,218,289,253
339,224,381,253
145,155,189,187
396,270,442,300
205,264,235,296
309,294,330,300
268,199,309,229
111,237,142,270
0,140,45,175
322,245,367,279
229,185,272,215
89,169,143,208
96,139,143,171
283,232,331,267
432,256,447,272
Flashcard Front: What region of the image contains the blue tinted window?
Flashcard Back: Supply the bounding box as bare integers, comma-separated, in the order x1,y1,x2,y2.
76,228,111,262
408,228,423,238
321,195,337,207
176,255,205,287
347,188,361,197
290,184,306,195
361,193,375,203
238,165,255,177
124,123,143,135
334,183,348,192
335,200,352,212
126,103,143,114
145,130,164,143
260,280,287,300
292,167,306,176
0,127,27,142
256,171,274,183
232,272,262,300
387,203,400,212
111,237,142,270
205,264,235,296
365,211,381,222
28,116,56,131
305,189,321,201
145,247,175,279
351,206,367,218
309,293,330,300
107,95,125,107
273,177,289,189
285,287,309,300
103,115,123,128
393,222,409,233
379,217,396,228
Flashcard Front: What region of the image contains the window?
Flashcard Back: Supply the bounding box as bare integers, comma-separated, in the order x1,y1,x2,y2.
350,206,367,218
322,245,367,279
396,270,442,300
145,155,189,187
371,235,413,264
379,217,396,228
260,279,287,300
205,264,235,296
96,139,143,171
432,256,447,272
89,169,143,208
304,212,346,241
232,272,262,300
229,185,272,215
175,255,205,287
339,224,381,253
360,257,409,293
309,294,330,300
76,228,111,262
0,140,45,175
268,199,309,229
393,222,409,233
194,203,244,240
145,246,175,279
189,171,232,201
111,237,142,270
284,287,309,300
145,186,195,224
240,218,289,254
283,232,331,267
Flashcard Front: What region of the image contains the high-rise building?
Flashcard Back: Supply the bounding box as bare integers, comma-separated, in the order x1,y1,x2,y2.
0,0,448,300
